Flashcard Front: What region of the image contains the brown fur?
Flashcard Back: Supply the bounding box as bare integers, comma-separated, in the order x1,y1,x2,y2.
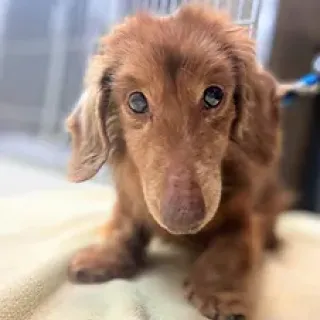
66,5,291,319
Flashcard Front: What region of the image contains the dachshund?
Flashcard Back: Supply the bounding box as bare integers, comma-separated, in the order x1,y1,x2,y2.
66,4,291,319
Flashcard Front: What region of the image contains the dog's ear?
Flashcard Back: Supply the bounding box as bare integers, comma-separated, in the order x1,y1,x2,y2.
66,56,123,182
229,27,281,165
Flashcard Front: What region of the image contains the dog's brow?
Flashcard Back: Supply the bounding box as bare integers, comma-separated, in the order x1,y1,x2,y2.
164,50,183,82
115,73,142,90
180,67,196,78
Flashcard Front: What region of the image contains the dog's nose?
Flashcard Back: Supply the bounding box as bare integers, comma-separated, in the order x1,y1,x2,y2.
161,164,205,234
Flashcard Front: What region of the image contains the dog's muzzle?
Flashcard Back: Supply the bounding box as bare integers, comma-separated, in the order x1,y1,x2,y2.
160,164,205,235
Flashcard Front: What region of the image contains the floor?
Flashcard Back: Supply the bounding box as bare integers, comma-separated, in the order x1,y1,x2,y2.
0,134,111,197
0,157,91,197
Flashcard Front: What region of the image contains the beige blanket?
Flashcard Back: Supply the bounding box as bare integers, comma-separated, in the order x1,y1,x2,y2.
0,187,319,320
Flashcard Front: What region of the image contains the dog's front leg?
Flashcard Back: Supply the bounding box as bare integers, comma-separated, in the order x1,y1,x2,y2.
68,201,151,283
184,216,262,320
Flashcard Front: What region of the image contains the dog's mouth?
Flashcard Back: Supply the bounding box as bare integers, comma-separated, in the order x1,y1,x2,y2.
161,214,205,235
160,199,207,235
149,200,218,235
144,161,221,235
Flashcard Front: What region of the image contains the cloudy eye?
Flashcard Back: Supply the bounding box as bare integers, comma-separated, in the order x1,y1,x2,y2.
128,92,149,113
203,86,224,109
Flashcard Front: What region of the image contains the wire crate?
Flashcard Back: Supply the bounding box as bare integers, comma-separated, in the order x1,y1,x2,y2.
133,0,261,35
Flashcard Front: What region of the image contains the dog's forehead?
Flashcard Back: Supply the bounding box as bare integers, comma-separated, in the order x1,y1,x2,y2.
125,16,226,59
112,17,234,89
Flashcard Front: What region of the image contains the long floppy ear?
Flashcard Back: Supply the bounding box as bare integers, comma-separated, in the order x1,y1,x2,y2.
229,27,281,166
66,55,122,182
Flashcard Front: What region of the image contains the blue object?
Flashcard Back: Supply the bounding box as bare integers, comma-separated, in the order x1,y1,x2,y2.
281,72,320,106
299,73,320,86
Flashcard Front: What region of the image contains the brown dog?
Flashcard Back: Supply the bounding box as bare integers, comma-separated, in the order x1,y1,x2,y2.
66,5,290,319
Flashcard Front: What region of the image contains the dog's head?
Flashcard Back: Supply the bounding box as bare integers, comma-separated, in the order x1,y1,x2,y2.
66,5,280,235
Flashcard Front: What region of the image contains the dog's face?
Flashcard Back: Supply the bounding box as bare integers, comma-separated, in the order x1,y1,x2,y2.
66,6,280,235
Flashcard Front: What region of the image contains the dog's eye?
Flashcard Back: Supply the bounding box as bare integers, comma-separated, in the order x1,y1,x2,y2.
203,86,224,109
128,92,148,113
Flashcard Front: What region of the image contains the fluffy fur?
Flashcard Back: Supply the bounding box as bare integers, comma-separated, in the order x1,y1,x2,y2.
66,5,291,319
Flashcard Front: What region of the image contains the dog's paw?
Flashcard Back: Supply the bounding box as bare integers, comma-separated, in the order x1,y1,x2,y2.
184,279,248,320
68,244,138,284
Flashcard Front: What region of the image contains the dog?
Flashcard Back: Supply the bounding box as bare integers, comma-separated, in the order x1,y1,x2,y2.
66,4,291,319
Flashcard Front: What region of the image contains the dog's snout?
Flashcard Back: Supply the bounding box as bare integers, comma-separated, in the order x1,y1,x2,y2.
161,164,205,234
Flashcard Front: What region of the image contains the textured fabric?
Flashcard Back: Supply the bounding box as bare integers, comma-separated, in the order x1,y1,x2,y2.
0,187,319,320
